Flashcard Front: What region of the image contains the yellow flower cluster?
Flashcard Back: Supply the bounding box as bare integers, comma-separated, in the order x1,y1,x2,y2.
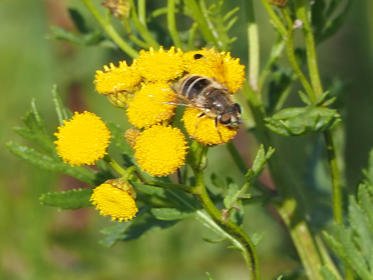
94,47,245,176
90,181,138,222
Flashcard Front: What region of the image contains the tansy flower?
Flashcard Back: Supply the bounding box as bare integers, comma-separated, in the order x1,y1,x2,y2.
134,47,184,81
183,48,224,82
183,48,245,93
220,52,245,93
134,125,187,176
55,111,111,166
182,107,237,145
90,182,138,222
126,81,177,128
94,61,141,95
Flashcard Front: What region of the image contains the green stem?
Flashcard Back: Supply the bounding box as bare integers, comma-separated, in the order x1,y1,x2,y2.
128,0,159,48
185,0,216,45
245,0,260,92
191,153,260,279
138,0,147,26
281,8,316,101
199,0,224,49
167,0,183,48
81,0,138,58
226,141,248,175
294,1,343,225
277,199,323,280
103,156,127,177
324,131,343,224
187,22,198,50
122,18,149,48
295,0,323,97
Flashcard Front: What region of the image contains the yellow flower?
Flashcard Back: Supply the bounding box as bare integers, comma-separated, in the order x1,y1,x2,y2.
55,111,111,166
183,48,224,81
134,47,184,81
94,61,141,95
183,48,245,93
220,52,245,93
126,82,177,128
182,107,237,145
134,125,187,176
90,182,138,222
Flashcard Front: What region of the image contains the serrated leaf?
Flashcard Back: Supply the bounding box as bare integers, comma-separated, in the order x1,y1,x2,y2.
13,100,55,154
119,213,177,241
52,85,72,125
7,142,98,184
363,149,373,185
298,90,311,105
265,106,341,136
39,188,93,209
49,25,104,46
99,223,129,247
151,208,196,221
223,182,239,209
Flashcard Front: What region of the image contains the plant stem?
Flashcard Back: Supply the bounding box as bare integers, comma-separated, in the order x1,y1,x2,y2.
245,0,260,92
138,0,147,26
277,199,323,280
191,150,260,280
103,156,127,177
281,8,316,101
185,0,216,45
295,1,323,98
127,0,159,48
226,141,248,175
294,0,343,225
122,18,149,48
167,0,183,48
80,0,138,58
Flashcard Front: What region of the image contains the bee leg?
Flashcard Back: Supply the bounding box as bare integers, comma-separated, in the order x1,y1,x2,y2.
192,112,205,138
214,118,224,143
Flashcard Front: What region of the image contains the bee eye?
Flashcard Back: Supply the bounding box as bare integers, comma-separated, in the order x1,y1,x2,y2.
233,103,242,114
193,53,203,59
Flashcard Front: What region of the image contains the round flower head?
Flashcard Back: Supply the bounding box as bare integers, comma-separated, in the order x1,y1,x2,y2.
126,82,177,128
220,52,245,93
94,61,141,95
182,107,237,145
183,48,224,82
134,47,184,81
134,125,187,177
55,111,111,166
90,182,138,222
183,49,245,93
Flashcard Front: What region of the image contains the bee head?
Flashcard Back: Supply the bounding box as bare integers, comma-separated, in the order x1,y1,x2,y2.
218,103,242,128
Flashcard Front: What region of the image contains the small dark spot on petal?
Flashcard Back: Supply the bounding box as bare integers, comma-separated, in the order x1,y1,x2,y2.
193,53,203,59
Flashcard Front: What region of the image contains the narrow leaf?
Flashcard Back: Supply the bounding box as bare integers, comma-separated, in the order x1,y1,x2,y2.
39,188,93,209
52,85,72,125
151,208,196,221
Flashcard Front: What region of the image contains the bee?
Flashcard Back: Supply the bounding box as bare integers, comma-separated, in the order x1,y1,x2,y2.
176,74,242,129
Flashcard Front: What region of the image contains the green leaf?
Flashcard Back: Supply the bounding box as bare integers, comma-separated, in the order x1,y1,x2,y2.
49,25,104,46
68,8,89,33
52,85,72,125
99,223,129,247
265,106,341,136
223,182,239,209
7,142,98,185
150,208,196,221
320,266,339,280
363,149,373,185
39,188,93,209
13,99,55,154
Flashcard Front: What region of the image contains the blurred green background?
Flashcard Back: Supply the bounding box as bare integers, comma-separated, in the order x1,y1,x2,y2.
1,0,372,279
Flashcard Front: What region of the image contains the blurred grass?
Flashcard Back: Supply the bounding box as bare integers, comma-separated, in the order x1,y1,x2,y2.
1,0,372,279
